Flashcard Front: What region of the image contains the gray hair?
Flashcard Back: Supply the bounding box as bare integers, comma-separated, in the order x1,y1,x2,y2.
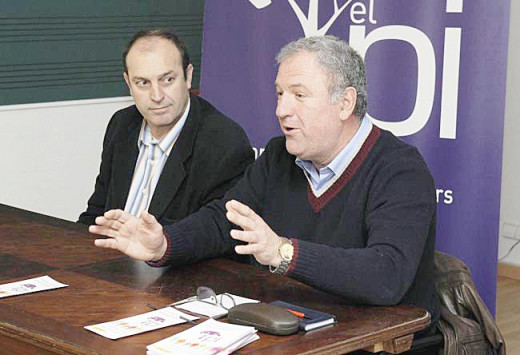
276,35,367,118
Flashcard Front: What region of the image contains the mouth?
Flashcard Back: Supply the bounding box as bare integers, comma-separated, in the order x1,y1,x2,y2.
282,126,298,135
150,105,170,112
150,106,169,114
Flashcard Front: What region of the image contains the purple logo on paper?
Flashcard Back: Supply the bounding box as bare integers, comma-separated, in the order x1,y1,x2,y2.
148,316,165,322
199,330,221,343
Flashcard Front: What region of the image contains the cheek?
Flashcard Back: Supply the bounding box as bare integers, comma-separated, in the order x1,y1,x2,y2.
167,86,187,103
132,95,147,108
133,89,149,100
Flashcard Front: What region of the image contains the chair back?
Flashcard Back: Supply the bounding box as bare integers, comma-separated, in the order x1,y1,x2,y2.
434,251,505,355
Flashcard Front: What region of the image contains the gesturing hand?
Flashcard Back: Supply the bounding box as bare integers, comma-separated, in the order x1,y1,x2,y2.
225,200,282,267
88,209,167,261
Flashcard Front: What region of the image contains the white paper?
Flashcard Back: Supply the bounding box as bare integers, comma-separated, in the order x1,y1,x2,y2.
84,307,199,340
0,275,68,298
175,294,259,318
146,334,259,355
146,318,259,355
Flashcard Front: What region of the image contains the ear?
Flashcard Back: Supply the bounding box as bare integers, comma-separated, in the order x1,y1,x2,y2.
338,87,357,121
185,64,194,90
123,72,132,94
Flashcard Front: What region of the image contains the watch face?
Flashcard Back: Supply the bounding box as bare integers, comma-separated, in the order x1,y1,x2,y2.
280,243,294,260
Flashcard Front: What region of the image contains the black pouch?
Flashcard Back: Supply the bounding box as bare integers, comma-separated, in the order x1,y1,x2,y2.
227,303,299,335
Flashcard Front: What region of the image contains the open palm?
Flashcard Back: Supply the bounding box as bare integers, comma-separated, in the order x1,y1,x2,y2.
89,210,166,261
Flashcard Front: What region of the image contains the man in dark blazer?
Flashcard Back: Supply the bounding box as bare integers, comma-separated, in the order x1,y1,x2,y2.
78,29,253,226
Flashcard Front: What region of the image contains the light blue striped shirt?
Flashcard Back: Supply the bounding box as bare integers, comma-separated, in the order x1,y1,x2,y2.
296,116,373,194
124,100,190,217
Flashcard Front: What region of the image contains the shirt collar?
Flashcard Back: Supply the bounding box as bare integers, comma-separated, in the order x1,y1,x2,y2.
138,99,191,156
295,116,373,177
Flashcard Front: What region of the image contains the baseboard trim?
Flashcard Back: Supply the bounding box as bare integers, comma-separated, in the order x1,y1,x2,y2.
498,262,520,281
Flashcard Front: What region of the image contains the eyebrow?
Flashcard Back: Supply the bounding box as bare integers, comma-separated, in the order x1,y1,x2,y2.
289,83,308,90
131,70,176,81
275,82,309,91
159,71,175,79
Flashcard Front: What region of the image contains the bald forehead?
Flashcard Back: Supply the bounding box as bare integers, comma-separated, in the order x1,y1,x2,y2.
129,36,178,55
125,36,183,74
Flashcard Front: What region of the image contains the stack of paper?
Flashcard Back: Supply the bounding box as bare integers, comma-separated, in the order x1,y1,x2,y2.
85,307,198,339
146,318,259,355
175,294,259,318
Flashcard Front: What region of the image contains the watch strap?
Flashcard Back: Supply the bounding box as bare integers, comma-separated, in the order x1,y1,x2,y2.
269,238,293,275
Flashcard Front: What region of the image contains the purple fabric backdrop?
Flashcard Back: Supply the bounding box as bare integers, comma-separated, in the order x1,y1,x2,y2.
200,0,510,314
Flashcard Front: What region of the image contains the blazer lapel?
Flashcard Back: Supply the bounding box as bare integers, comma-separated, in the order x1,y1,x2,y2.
111,115,141,210
149,95,201,219
148,151,187,219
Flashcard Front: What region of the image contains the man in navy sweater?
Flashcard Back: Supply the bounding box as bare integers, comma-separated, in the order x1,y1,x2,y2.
90,35,439,324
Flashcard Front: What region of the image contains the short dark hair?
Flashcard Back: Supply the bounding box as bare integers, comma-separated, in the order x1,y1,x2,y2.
122,29,191,79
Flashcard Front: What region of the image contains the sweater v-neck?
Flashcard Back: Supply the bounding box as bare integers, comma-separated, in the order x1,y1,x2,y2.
306,126,381,212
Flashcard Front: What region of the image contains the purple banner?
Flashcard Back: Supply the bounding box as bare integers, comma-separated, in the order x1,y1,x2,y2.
201,0,510,313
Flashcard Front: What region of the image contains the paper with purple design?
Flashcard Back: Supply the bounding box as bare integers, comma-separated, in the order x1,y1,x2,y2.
85,307,199,340
146,318,258,355
0,275,68,299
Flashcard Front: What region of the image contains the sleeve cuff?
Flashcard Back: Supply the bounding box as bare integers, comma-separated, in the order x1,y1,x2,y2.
146,230,173,267
286,238,299,275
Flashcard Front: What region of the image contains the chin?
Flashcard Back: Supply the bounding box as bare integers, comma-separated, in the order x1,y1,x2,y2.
285,142,303,158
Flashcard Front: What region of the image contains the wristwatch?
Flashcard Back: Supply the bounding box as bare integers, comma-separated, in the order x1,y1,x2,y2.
270,237,294,275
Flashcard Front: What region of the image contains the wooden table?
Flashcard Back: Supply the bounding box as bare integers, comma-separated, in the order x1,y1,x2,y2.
0,204,430,354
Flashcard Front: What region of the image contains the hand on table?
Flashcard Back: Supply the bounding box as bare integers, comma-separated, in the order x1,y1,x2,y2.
89,209,167,261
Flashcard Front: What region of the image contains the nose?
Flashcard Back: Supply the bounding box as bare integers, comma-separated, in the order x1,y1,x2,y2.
150,83,164,103
275,93,292,119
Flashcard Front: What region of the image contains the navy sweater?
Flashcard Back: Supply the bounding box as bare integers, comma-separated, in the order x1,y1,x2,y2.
159,126,439,321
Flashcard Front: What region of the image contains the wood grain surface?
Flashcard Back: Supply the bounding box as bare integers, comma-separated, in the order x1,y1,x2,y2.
0,204,430,354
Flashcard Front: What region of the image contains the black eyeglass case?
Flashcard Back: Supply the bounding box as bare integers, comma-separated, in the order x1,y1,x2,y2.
227,303,299,335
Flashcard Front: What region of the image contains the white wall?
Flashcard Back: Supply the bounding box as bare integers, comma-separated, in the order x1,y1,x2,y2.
0,97,133,221
498,0,520,265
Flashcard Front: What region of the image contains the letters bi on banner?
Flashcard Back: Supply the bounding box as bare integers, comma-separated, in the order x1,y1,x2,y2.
201,0,511,313
250,0,461,139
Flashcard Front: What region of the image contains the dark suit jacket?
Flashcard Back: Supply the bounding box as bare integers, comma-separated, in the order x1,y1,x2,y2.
78,94,254,226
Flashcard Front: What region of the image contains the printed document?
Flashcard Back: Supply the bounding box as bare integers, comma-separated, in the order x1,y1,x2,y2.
147,318,258,355
85,307,199,339
0,275,67,298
